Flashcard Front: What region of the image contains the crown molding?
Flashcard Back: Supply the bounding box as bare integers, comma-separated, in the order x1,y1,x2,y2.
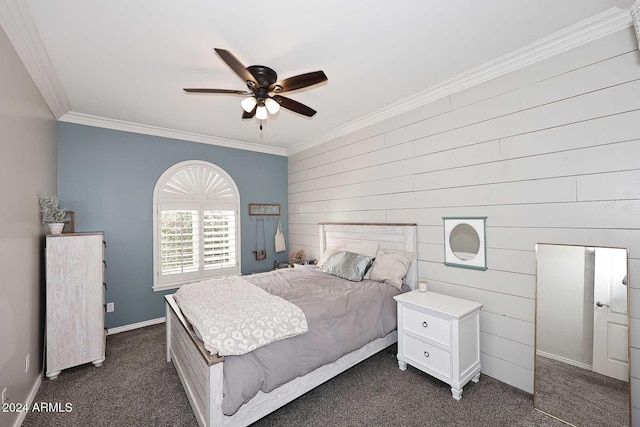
0,0,284,156
59,112,288,156
0,0,70,118
1,2,632,157
287,7,633,156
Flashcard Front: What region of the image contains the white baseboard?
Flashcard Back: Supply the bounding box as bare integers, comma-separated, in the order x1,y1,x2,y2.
107,317,165,335
13,372,42,427
536,350,592,371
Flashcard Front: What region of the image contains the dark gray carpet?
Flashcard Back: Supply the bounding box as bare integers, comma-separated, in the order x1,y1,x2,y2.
535,355,629,427
25,325,565,426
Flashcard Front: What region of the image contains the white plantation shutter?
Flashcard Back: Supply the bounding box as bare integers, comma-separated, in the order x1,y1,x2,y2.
160,210,200,276
203,209,236,271
153,161,240,291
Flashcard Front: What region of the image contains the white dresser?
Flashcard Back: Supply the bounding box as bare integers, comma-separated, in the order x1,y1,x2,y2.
394,290,482,400
45,233,106,380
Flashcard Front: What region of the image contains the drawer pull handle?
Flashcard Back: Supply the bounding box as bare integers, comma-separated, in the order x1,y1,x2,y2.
424,351,430,358
422,321,428,328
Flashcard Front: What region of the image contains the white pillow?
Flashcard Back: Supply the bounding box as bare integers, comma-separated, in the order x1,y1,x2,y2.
317,246,345,268
369,250,415,289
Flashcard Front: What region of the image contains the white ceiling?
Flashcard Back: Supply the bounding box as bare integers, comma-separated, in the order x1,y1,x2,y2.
6,1,636,153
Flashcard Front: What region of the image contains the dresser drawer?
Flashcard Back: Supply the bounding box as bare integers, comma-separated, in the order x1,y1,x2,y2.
403,306,451,347
403,334,452,379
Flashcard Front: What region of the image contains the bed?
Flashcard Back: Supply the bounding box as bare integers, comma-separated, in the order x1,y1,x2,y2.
165,222,418,427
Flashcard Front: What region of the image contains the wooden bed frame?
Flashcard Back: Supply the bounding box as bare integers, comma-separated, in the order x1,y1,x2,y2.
165,223,418,427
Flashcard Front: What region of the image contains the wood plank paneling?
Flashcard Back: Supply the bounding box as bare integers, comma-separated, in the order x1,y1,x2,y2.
386,200,640,229
288,96,451,164
289,140,415,184
630,258,640,290
415,139,640,192
289,175,414,204
415,78,640,158
631,347,640,380
289,135,386,175
481,353,534,393
488,227,640,256
500,109,640,160
449,28,638,109
480,311,535,346
417,225,442,244
288,28,640,394
384,91,521,147
480,332,534,370
486,248,535,275
631,289,640,321
578,170,640,202
422,261,536,299
426,280,535,323
520,51,640,109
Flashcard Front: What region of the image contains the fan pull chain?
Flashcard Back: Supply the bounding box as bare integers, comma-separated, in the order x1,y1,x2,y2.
259,120,263,131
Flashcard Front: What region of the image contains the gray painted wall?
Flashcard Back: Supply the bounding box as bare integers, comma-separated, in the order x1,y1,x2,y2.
287,26,640,404
0,27,57,427
57,123,289,328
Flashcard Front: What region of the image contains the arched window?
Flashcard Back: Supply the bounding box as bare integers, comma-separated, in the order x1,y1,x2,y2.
153,160,240,291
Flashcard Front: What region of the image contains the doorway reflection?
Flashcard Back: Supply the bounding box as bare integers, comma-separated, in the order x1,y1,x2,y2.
534,244,629,426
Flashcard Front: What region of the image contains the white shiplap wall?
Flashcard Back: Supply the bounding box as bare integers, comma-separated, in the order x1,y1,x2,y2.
288,27,640,405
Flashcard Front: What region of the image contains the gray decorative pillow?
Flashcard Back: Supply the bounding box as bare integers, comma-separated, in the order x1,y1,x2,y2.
319,251,373,282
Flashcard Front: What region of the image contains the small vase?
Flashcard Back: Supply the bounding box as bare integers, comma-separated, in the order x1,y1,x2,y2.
48,223,65,235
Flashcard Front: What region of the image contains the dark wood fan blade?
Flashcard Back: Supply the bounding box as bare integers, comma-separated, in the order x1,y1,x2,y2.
273,95,317,117
214,48,259,88
184,88,249,94
270,71,327,93
242,105,257,119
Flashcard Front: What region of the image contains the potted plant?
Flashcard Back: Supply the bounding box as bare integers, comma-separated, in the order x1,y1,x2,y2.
39,196,67,234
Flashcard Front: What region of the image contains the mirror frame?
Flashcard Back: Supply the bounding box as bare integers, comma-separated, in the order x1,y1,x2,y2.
443,216,487,270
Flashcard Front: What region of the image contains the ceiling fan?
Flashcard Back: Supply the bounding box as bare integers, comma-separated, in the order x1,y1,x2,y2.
184,48,328,127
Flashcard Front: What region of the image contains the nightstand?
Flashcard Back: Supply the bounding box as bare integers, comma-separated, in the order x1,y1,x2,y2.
394,290,482,400
273,261,293,270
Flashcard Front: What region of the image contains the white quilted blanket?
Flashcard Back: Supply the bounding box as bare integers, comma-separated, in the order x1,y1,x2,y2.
174,275,308,356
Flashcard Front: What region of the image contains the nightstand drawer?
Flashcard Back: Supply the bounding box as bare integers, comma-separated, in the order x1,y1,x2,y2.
403,334,451,379
403,306,451,347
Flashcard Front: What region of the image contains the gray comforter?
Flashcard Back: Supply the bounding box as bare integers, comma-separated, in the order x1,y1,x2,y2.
222,266,401,415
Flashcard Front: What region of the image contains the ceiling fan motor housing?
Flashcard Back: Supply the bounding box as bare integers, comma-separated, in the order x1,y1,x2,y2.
246,65,279,92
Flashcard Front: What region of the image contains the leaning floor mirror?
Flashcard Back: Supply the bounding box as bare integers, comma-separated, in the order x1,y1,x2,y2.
534,243,630,426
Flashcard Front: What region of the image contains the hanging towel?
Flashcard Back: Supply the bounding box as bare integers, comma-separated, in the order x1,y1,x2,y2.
275,219,286,253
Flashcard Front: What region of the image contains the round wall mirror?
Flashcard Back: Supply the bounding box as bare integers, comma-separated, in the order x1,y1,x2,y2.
443,217,487,270
449,223,480,261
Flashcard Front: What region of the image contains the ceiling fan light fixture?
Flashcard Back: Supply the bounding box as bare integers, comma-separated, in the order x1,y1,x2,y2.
186,48,327,124
264,97,280,115
241,96,257,113
256,105,268,120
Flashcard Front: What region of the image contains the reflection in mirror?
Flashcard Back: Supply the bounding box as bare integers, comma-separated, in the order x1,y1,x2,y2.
535,244,630,426
449,223,480,261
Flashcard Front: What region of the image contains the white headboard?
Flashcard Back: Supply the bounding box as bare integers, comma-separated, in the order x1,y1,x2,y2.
318,223,418,290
